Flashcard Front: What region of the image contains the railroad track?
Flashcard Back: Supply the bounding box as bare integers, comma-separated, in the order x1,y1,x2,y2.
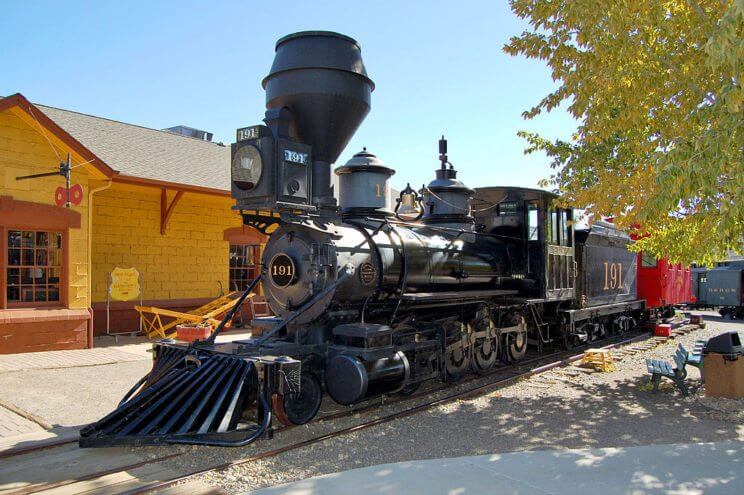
0,322,702,495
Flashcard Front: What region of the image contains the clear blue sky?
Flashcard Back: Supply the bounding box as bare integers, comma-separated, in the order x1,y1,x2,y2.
1,0,575,191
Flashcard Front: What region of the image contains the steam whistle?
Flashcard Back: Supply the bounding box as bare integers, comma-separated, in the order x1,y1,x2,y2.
439,135,448,170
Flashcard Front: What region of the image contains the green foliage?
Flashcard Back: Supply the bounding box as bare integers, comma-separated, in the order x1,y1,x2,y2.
505,0,743,265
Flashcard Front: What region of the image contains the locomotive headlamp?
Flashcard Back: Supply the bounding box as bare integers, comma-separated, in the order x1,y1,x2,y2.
232,145,263,191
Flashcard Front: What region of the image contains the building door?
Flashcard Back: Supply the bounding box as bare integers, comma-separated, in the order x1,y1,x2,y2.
229,244,261,292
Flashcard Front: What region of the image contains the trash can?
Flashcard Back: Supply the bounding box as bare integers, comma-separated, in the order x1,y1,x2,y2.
703,331,744,398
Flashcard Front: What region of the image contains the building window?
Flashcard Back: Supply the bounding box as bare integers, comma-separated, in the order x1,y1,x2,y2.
229,244,261,291
7,230,62,304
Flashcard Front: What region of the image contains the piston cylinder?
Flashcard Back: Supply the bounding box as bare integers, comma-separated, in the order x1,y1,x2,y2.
325,351,409,405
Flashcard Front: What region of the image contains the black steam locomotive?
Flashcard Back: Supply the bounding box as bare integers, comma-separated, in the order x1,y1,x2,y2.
80,31,645,448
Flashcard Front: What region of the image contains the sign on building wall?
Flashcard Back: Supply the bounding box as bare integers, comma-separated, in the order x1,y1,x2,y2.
109,267,141,301
107,267,143,335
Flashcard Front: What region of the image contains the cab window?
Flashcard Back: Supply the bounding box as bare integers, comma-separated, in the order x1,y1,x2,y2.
641,252,657,268
560,209,572,247
549,208,559,244
527,203,539,241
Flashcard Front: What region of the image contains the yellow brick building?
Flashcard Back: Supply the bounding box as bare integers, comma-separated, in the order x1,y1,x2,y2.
0,94,264,353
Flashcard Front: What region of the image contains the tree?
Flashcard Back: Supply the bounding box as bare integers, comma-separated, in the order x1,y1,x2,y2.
504,0,743,265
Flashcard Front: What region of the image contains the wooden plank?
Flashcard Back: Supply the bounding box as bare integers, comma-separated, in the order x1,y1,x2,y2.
0,449,148,495
34,462,175,495
156,480,228,495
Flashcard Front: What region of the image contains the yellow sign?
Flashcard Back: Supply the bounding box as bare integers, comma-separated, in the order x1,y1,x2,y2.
110,267,140,301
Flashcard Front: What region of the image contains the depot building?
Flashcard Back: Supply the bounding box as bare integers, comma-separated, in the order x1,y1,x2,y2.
0,93,266,354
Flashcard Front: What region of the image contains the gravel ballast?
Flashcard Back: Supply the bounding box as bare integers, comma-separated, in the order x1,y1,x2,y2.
178,314,744,494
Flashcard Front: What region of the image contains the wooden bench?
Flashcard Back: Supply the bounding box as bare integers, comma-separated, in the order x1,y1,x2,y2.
646,347,690,396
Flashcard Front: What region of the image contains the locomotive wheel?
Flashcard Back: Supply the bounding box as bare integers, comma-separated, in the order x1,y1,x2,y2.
443,321,471,381
505,330,527,362
563,333,578,350
472,337,499,372
278,372,322,426
398,381,421,396
445,340,471,380
595,322,607,340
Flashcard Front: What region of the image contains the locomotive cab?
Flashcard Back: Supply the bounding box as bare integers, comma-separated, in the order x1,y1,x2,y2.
472,187,575,300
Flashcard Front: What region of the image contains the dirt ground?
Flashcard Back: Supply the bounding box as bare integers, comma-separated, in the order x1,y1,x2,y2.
191,314,744,493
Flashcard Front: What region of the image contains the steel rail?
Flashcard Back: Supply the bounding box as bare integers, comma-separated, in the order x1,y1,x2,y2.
0,327,650,465
3,324,685,495
124,330,659,495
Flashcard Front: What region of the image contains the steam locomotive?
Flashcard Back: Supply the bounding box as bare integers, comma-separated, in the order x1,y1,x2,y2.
80,31,646,448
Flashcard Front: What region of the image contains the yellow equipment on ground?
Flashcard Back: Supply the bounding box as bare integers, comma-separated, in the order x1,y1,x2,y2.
581,349,616,372
135,291,251,339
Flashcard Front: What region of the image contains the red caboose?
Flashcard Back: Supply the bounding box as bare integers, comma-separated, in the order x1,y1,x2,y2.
636,251,693,317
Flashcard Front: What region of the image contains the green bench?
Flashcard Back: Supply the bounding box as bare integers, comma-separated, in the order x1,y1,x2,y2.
645,340,707,396
683,340,705,370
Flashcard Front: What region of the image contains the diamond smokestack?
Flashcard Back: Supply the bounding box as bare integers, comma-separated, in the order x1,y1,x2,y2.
262,31,375,207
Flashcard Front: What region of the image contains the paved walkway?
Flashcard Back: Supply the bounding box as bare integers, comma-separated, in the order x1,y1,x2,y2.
0,347,147,372
249,441,743,495
0,329,257,373
0,330,255,443
0,404,43,439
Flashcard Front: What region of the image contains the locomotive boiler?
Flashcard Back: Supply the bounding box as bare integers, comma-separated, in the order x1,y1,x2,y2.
80,31,647,448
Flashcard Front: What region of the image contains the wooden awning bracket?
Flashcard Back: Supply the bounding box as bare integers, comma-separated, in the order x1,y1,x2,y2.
160,188,184,235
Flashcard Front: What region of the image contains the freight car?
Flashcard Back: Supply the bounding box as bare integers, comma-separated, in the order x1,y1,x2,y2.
691,259,744,319
635,250,693,318
80,31,647,448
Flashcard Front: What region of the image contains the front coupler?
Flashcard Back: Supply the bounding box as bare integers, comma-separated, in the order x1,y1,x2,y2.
79,342,300,448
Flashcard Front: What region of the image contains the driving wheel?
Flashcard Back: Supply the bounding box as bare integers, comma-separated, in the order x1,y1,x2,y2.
444,321,471,381
505,329,527,362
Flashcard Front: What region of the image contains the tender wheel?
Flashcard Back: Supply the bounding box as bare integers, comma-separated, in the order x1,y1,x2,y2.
279,372,322,426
